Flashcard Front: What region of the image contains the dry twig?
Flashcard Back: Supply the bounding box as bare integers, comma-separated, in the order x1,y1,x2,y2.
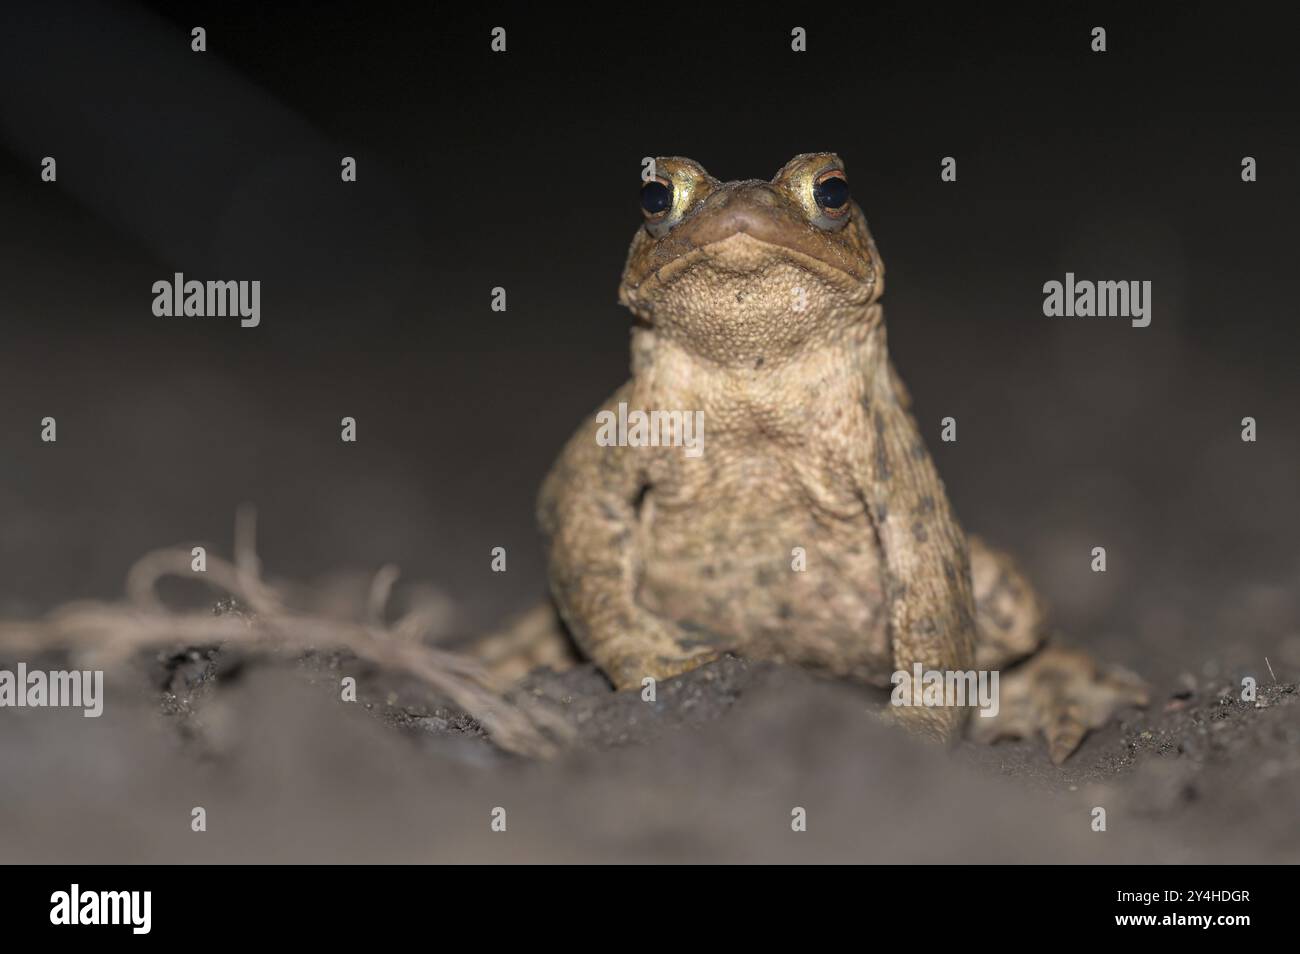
0,507,570,757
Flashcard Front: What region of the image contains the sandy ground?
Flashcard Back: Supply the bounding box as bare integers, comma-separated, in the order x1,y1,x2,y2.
0,600,1294,864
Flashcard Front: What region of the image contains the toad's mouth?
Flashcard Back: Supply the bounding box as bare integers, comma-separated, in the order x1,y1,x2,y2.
673,188,871,278
623,193,876,304
634,232,873,304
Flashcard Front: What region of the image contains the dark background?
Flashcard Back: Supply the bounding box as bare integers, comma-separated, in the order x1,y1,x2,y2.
0,1,1296,683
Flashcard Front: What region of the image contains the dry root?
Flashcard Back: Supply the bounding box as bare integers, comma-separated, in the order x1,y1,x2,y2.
0,506,571,758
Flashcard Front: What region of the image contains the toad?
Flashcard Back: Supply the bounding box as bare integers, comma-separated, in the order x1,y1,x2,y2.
508,154,1146,763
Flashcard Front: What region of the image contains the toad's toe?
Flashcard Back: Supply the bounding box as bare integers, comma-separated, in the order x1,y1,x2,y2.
970,645,1148,764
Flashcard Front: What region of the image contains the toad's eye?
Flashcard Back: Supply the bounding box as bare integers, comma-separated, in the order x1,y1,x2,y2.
640,178,673,217
813,171,850,214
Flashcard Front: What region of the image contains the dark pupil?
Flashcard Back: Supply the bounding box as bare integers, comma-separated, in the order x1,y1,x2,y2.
813,175,850,210
640,180,673,215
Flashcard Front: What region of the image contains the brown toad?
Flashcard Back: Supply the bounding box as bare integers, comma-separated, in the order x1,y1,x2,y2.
502,153,1146,763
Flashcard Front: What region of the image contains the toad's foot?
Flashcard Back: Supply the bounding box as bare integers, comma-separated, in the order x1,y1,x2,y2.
969,645,1148,764
591,612,725,691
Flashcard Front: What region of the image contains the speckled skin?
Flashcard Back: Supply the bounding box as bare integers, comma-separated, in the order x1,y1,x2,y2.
535,154,1146,761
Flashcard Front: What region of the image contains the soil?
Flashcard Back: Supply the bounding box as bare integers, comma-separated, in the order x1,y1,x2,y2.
1,612,1294,863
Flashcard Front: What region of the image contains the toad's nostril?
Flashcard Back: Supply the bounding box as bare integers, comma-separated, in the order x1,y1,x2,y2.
711,205,769,237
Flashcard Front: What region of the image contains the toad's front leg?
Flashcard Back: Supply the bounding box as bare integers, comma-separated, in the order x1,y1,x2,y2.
855,353,978,743
537,388,720,690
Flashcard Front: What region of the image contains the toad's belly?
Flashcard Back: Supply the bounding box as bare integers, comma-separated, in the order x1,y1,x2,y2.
636,493,892,684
